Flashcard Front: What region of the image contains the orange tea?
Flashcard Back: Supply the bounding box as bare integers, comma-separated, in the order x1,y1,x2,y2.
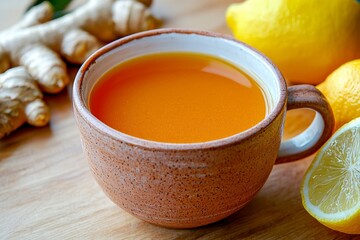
89,52,267,143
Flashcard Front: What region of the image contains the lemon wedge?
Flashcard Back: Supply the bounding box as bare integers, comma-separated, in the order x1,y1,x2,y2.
301,117,360,234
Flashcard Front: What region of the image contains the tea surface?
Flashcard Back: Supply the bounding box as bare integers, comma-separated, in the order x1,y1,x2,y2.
90,52,266,143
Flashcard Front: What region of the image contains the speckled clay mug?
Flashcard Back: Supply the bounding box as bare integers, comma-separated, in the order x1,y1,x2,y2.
73,29,334,228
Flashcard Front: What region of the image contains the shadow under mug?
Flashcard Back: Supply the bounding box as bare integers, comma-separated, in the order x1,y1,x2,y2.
73,29,335,228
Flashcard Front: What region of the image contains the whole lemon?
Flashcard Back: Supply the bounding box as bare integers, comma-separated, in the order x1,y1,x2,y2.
226,0,360,85
316,59,360,130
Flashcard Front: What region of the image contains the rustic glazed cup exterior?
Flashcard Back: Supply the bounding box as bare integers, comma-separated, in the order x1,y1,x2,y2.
73,29,334,228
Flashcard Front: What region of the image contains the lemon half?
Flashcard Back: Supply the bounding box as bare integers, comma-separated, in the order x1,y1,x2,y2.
301,117,360,234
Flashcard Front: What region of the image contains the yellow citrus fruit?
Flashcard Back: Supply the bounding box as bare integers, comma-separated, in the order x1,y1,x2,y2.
226,0,360,85
316,59,360,130
301,117,360,234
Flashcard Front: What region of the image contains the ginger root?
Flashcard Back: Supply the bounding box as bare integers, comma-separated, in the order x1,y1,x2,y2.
0,67,50,139
0,0,158,139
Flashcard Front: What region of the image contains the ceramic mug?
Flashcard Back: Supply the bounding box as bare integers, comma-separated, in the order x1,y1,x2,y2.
73,29,334,228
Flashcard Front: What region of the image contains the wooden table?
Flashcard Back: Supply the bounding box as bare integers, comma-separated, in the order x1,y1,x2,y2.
0,1,355,239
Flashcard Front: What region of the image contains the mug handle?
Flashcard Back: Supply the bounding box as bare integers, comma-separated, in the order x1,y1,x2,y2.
275,84,335,164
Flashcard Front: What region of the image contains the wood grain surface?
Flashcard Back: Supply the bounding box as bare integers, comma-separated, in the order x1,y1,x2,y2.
0,1,356,239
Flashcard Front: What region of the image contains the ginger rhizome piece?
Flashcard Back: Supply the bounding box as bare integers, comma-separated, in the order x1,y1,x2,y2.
0,67,50,139
0,0,158,139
